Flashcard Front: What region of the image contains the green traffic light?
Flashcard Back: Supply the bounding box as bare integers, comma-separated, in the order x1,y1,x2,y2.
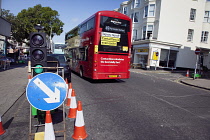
34,65,44,73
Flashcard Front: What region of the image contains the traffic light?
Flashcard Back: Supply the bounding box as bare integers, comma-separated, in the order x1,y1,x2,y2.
156,52,159,56
30,32,47,75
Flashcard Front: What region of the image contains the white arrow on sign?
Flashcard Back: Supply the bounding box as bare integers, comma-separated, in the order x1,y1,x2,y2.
33,77,60,103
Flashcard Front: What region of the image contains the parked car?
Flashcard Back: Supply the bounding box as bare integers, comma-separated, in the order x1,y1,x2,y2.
47,54,71,82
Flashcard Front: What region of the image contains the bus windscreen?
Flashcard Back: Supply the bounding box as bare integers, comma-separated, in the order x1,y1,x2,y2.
99,16,130,53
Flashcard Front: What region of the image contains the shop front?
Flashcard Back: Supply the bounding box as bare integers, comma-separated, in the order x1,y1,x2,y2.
132,40,181,70
0,16,11,69
133,48,149,69
198,47,210,71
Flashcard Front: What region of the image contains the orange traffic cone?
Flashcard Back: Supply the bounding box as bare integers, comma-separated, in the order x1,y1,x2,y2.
65,78,68,88
44,111,55,140
186,69,189,77
0,114,6,135
65,78,69,97
66,83,73,107
28,75,32,82
68,89,77,118
72,101,88,140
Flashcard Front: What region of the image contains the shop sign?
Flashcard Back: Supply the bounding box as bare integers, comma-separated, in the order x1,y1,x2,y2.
137,49,148,53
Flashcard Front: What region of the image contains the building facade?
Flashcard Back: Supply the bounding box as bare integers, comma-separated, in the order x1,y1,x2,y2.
118,0,210,70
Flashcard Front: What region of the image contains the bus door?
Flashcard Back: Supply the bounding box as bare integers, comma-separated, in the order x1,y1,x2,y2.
79,46,89,76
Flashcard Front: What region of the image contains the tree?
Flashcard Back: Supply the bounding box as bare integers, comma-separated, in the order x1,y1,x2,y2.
15,4,64,42
1,9,16,22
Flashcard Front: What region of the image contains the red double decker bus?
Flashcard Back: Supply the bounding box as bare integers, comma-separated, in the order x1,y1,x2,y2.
65,11,132,80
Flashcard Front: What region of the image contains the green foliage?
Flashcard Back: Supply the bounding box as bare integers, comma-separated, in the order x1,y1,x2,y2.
1,9,16,22
2,4,64,43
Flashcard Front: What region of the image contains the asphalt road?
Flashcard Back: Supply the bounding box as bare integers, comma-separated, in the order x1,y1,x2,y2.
71,72,210,140
1,69,210,140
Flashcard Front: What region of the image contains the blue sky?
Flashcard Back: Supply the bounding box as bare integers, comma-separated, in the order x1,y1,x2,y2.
2,0,125,43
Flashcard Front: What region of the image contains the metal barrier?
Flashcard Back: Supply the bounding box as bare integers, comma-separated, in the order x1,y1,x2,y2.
0,59,10,70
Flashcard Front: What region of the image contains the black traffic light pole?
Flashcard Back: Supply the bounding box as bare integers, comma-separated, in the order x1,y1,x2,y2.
29,31,48,76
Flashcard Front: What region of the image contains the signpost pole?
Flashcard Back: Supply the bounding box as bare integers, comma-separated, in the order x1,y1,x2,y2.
194,48,200,80
155,60,157,71
193,55,198,80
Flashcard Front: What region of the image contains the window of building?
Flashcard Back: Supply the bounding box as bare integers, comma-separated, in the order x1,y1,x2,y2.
190,8,196,21
123,7,127,15
132,0,140,8
132,0,134,8
147,25,153,38
131,12,139,22
149,4,155,17
144,6,148,17
144,4,155,17
204,11,210,23
134,12,139,22
131,14,133,21
201,31,209,43
142,26,146,39
133,29,138,41
187,29,194,42
135,0,140,8
142,25,153,39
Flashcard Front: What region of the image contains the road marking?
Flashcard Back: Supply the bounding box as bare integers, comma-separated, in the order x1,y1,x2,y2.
144,91,208,121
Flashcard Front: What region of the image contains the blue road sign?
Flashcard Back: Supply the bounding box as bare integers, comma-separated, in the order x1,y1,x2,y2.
26,73,67,111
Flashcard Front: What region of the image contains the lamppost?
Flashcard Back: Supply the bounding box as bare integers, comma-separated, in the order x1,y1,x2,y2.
0,0,2,16
34,24,44,32
49,26,54,53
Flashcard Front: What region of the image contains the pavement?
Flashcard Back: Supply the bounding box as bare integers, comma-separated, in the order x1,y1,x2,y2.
0,63,28,116
0,65,210,116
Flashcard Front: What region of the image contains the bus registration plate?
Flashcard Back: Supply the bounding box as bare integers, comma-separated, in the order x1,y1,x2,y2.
108,75,118,78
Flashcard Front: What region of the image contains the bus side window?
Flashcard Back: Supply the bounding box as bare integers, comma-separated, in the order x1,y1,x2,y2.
85,46,88,61
87,17,95,31
76,48,81,60
79,46,88,61
69,50,73,59
72,49,76,62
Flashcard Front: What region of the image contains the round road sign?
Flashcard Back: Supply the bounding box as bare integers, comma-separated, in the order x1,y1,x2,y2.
195,48,201,55
26,73,67,111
